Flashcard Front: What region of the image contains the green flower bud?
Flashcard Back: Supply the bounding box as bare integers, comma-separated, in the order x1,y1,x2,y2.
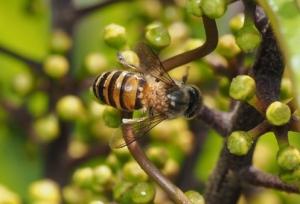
43,55,69,78
73,167,94,188
85,52,108,75
102,106,121,128
162,158,180,178
119,50,140,68
89,101,106,119
112,146,131,162
277,146,300,170
113,182,133,203
33,114,59,142
89,200,107,204
266,101,291,126
26,91,49,117
229,75,256,101
229,13,244,33
280,78,293,100
139,0,162,19
50,30,72,53
186,0,202,17
28,179,61,203
68,140,88,159
62,185,85,204
146,22,171,49
0,185,21,204
131,182,155,204
200,0,227,19
104,24,127,49
185,190,205,204
235,19,262,52
227,131,254,156
106,153,120,170
12,72,34,96
217,34,241,58
56,95,85,121
146,146,169,168
168,22,189,43
123,161,148,182
93,165,112,185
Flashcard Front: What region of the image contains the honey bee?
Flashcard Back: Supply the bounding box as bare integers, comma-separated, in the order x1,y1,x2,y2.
93,43,202,148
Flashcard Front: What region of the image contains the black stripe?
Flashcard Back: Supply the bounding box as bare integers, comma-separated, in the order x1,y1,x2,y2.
134,78,146,109
92,75,100,98
97,72,110,103
120,72,133,110
108,71,122,107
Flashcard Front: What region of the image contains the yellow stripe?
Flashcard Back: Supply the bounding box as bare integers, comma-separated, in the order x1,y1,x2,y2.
114,71,128,109
103,71,118,106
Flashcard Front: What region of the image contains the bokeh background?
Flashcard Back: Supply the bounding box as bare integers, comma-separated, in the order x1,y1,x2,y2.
0,0,300,203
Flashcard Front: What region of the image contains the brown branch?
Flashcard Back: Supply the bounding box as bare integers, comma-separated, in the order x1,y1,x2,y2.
0,46,43,75
0,100,36,140
290,115,300,132
121,112,190,204
197,105,232,137
205,5,285,203
248,120,271,138
75,0,131,20
162,16,218,71
240,166,300,193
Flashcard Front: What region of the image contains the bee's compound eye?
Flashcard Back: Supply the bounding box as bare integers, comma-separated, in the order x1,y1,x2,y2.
184,86,202,119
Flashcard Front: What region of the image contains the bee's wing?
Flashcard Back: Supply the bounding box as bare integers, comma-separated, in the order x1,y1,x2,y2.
135,43,176,86
109,113,167,149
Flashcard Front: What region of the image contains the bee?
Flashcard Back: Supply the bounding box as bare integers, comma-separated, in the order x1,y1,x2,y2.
93,43,202,148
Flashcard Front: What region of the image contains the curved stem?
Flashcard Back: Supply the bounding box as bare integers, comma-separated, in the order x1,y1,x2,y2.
162,16,218,71
121,113,190,204
240,166,299,193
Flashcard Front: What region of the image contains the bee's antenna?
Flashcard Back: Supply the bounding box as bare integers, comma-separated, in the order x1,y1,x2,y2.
182,66,190,84
117,52,138,70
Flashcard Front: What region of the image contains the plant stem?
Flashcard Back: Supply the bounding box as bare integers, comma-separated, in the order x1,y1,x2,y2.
121,113,190,204
162,16,218,71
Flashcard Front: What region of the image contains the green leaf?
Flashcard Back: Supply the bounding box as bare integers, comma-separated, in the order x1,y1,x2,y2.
257,0,300,105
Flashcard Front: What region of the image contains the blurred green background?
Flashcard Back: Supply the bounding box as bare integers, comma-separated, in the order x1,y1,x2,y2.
0,0,300,203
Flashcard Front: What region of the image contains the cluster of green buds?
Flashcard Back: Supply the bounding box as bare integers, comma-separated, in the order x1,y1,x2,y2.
227,75,295,157
186,0,228,19
234,13,262,52
28,179,61,203
65,156,157,203
277,145,300,185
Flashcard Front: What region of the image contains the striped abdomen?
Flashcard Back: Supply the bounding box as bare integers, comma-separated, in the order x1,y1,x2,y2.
93,71,147,111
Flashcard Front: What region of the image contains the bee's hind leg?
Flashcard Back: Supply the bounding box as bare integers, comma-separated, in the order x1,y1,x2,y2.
122,117,147,124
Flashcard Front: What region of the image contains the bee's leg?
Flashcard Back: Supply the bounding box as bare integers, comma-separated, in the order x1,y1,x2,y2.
182,66,190,84
122,117,147,124
117,52,139,70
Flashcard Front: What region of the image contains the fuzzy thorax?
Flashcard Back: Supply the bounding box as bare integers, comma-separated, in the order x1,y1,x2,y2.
143,76,169,113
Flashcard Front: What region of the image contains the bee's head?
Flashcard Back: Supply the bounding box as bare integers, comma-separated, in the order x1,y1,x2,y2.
167,85,202,119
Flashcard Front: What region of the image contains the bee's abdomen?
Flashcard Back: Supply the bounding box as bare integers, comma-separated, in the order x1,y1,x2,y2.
93,71,146,111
